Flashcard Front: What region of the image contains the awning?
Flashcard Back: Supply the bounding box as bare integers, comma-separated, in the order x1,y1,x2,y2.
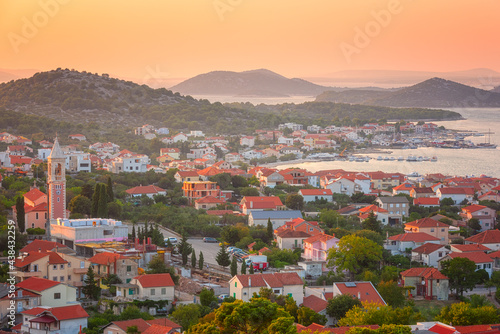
30,315,56,323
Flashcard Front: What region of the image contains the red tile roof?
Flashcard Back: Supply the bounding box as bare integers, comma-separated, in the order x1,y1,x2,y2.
195,195,225,204
301,295,328,313
146,318,181,329
142,324,174,334
462,204,488,213
20,240,67,253
241,196,283,206
23,188,46,203
0,288,39,300
388,232,440,242
276,230,311,239
438,187,475,195
465,229,500,244
413,197,440,206
89,252,128,265
454,325,500,334
400,267,448,280
14,251,67,267
358,204,388,213
304,233,337,244
447,252,493,264
411,243,445,254
110,319,151,333
126,185,166,195
334,282,386,305
429,323,457,334
235,272,303,288
451,244,491,252
176,170,200,178
134,273,175,288
25,202,48,213
405,217,450,228
16,277,60,292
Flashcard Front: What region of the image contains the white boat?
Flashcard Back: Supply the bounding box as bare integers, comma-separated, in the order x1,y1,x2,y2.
417,156,423,162
397,156,404,161
431,156,438,162
423,156,430,161
377,156,383,161
407,172,420,177
389,157,395,161
407,156,417,162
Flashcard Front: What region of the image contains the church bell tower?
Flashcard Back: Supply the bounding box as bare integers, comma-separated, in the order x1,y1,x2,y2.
47,137,67,223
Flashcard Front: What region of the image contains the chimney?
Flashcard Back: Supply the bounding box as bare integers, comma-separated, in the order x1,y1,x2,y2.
250,201,253,209
38,248,41,253
358,292,361,299
248,277,251,288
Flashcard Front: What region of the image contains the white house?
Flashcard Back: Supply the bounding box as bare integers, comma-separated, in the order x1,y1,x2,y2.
38,148,52,161
21,304,88,334
436,187,475,204
465,229,500,252
438,252,494,277
324,177,359,196
278,136,294,146
385,232,441,255
411,243,449,268
240,136,255,147
127,273,175,301
111,155,149,173
172,133,188,143
125,185,167,198
248,211,303,229
298,189,333,203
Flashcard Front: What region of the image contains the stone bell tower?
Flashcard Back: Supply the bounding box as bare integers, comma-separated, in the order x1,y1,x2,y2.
47,137,67,223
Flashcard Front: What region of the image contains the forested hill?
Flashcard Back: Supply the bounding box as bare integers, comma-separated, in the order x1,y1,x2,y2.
0,69,461,136
316,78,500,108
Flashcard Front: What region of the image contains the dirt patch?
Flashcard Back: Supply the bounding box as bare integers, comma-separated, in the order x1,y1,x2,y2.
177,272,229,296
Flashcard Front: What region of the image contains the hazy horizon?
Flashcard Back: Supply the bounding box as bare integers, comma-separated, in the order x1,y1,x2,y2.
2,0,499,84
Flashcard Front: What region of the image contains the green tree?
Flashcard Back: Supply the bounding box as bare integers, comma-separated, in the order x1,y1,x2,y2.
189,298,296,334
177,234,192,266
15,196,25,233
81,183,94,199
297,306,327,326
285,194,304,211
230,256,238,276
239,187,260,197
170,303,205,331
91,183,100,218
441,257,478,298
467,218,482,235
120,305,154,320
362,211,382,234
83,266,100,300
191,249,197,268
200,288,217,307
435,302,499,325
267,218,274,242
126,325,139,334
249,263,254,274
69,195,92,216
241,260,247,274
338,303,421,326
97,183,108,217
326,294,362,321
199,251,204,270
327,235,383,279
107,176,114,202
147,254,168,273
440,197,454,206
377,281,405,308
216,245,231,267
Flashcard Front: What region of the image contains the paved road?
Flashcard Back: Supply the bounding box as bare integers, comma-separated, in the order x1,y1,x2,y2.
463,285,497,296
188,238,221,265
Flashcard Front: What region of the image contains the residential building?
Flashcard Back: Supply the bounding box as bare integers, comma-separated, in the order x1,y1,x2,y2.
123,274,175,301
276,230,311,250
400,268,449,300
301,295,331,326
392,182,415,196
358,205,389,225
333,282,386,305
159,148,180,160
13,187,48,230
174,170,200,183
50,218,129,251
404,218,450,244
275,218,323,237
303,233,339,262
450,244,491,253
279,169,308,187
411,243,449,267
16,277,78,307
385,233,441,255
438,252,494,277
182,181,220,203
240,196,285,214
298,189,333,203
375,196,410,224
65,151,91,173
194,196,225,210
368,172,405,190
0,286,41,324
413,197,440,208
102,318,181,334
89,252,138,286
229,273,304,304
125,185,167,198
240,136,255,147
20,304,88,334
111,154,149,173
248,210,303,229
465,229,500,251
460,204,497,232
259,170,286,188
436,187,475,204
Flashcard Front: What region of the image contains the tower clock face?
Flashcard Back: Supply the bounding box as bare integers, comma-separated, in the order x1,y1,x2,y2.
56,190,61,195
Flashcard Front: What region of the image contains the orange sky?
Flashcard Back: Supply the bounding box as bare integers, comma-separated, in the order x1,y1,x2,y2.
1,0,499,81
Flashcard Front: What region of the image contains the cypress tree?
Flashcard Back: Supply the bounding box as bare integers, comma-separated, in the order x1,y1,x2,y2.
83,266,100,300
216,245,231,267
97,184,108,218
191,249,197,268
241,260,247,274
249,263,254,274
91,184,100,218
199,251,204,270
107,176,114,202
144,221,149,239
230,256,238,276
131,224,136,240
16,196,25,233
267,218,273,243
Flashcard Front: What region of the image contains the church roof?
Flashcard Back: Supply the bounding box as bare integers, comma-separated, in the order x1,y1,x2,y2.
49,137,65,159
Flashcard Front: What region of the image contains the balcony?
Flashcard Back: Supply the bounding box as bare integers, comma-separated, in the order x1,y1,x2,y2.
16,271,42,279
73,268,88,274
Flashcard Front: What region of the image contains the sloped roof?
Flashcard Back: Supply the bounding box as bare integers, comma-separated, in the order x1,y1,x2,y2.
25,202,48,213
125,185,166,195
14,251,67,267
48,137,65,159
134,274,175,288
195,196,225,204
299,189,333,196
388,232,440,242
465,229,500,244
400,267,448,280
462,204,488,213
446,252,493,264
16,277,60,292
276,230,312,239
89,252,128,265
359,204,388,213
176,170,200,177
235,272,303,288
412,243,446,254
142,324,174,334
334,282,386,305
438,187,475,195
304,233,337,245
376,196,409,203
23,188,46,203
413,197,440,206
146,318,181,329
20,239,67,253
451,244,491,253
302,295,328,313
406,218,449,228
109,319,151,333
250,210,303,220
412,187,434,194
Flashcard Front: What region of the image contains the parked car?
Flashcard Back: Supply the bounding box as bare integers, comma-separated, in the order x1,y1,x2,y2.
218,294,229,302
164,237,178,244
203,237,217,243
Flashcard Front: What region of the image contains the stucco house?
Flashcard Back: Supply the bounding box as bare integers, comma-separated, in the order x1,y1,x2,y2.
248,210,303,229
385,232,441,255
400,267,449,300
375,196,409,225
15,277,78,308
128,273,175,301
438,252,494,278
298,189,333,203
411,243,449,267
125,185,167,199
20,304,88,334
276,230,311,250
460,204,497,232
303,233,339,262
465,229,500,251
404,218,450,245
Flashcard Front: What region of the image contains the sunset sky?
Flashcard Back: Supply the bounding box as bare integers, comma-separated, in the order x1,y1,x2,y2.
1,0,499,81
